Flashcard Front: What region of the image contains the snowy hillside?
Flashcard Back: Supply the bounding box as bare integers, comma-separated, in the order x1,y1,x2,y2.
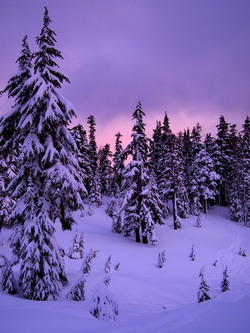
0,199,250,333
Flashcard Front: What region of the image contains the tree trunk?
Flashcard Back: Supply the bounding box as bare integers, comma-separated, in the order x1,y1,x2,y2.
135,227,140,243
141,219,148,244
173,190,181,229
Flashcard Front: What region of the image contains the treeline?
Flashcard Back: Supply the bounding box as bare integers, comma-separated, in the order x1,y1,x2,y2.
69,104,250,245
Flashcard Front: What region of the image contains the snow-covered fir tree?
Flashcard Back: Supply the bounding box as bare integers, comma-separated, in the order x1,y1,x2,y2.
212,116,231,205
82,248,99,274
149,120,162,180
89,276,119,321
111,201,123,234
157,250,166,268
0,254,17,294
0,35,32,229
1,8,85,300
189,148,220,214
197,267,211,303
106,197,117,217
139,172,165,243
221,266,230,292
191,123,202,157
195,213,202,228
67,275,86,301
98,143,113,194
86,115,102,207
190,245,196,261
157,113,174,218
120,102,164,244
237,117,250,226
88,169,102,208
112,132,124,194
104,255,112,273
68,231,84,260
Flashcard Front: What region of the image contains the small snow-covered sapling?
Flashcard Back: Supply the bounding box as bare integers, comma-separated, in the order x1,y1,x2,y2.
114,263,120,271
157,250,166,268
197,267,211,303
82,248,99,274
68,231,84,259
190,245,196,261
238,248,247,257
104,255,112,273
89,276,119,321
221,267,230,292
195,213,202,228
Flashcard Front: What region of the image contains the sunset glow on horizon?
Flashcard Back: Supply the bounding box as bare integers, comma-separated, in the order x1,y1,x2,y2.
0,0,249,147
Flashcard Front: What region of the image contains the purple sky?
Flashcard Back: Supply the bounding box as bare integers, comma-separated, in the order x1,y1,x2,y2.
0,0,250,146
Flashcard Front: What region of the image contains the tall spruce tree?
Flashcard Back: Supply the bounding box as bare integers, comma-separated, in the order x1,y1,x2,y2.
120,102,164,244
213,116,231,205
1,8,84,300
112,132,124,194
98,143,113,194
87,115,102,207
0,35,32,229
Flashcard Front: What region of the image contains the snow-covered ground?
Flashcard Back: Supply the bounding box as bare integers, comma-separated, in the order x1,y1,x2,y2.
0,199,250,333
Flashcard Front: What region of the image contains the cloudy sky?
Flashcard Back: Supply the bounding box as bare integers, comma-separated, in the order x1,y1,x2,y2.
0,0,249,146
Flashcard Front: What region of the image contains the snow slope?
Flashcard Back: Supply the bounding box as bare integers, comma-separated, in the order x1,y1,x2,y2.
0,199,250,333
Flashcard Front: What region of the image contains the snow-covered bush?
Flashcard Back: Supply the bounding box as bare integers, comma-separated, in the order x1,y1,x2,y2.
89,276,119,321
238,248,247,257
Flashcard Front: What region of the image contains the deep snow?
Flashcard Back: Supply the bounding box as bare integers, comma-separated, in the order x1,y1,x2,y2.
0,199,250,333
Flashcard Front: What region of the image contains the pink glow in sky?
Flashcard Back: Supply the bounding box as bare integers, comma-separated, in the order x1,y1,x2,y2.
0,0,250,148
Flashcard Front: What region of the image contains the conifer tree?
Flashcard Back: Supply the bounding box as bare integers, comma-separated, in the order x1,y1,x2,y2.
87,115,102,206
189,148,219,214
213,116,231,205
112,132,124,194
197,267,210,303
221,267,230,292
190,245,196,261
150,120,162,179
238,117,250,226
157,250,166,268
98,143,113,194
195,213,202,228
1,8,84,300
82,248,99,274
104,255,112,273
0,35,32,229
120,102,163,243
68,231,84,259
